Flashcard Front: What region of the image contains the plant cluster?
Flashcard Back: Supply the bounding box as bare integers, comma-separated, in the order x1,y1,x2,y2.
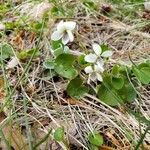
42,20,150,148
43,20,150,107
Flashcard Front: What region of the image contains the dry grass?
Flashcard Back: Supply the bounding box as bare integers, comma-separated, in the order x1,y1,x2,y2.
0,0,150,150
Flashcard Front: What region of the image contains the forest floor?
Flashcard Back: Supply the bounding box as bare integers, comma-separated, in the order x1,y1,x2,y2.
0,0,150,150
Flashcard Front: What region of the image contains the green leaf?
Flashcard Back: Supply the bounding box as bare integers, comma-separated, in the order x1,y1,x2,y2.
97,73,123,106
119,82,136,102
78,55,87,65
17,51,28,60
98,84,122,106
17,49,39,60
53,48,64,57
26,48,39,56
83,0,97,10
51,6,65,16
132,66,150,84
54,53,78,79
51,41,64,57
138,62,150,68
54,127,64,142
67,77,88,99
43,59,54,69
129,110,150,126
111,65,120,76
140,67,150,83
112,76,124,90
88,132,103,146
100,44,109,52
146,60,150,66
51,40,62,50
0,43,13,60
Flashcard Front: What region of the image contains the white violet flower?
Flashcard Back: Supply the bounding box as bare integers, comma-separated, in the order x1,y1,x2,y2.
84,43,113,63
84,62,104,82
84,43,113,82
51,20,76,45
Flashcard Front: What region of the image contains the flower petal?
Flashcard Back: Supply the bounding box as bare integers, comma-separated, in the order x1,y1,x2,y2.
51,31,63,41
62,33,70,45
97,58,104,66
84,53,97,63
64,46,70,53
57,20,65,32
101,51,113,58
90,72,97,81
92,43,102,56
84,66,93,74
94,63,104,73
64,21,76,30
67,30,74,42
96,73,103,82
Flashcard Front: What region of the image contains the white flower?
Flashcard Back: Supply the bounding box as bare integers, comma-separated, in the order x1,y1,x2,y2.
51,20,76,45
84,43,113,63
84,62,104,82
84,43,113,83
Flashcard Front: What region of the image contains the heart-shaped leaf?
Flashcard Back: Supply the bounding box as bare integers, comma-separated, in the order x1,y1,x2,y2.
112,76,124,90
111,65,120,76
67,77,88,99
54,127,64,142
98,84,122,106
43,60,55,69
54,53,78,79
0,44,13,60
119,82,136,103
132,66,150,84
51,40,64,57
88,132,103,146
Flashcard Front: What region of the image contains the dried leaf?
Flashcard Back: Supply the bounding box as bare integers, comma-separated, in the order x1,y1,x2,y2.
11,34,24,50
2,125,28,150
100,145,114,150
105,131,121,147
61,98,84,105
0,112,28,150
0,77,5,103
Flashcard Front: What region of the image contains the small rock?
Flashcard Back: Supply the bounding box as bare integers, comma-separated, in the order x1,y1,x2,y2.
0,23,5,30
101,4,112,13
144,1,150,12
7,57,19,69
